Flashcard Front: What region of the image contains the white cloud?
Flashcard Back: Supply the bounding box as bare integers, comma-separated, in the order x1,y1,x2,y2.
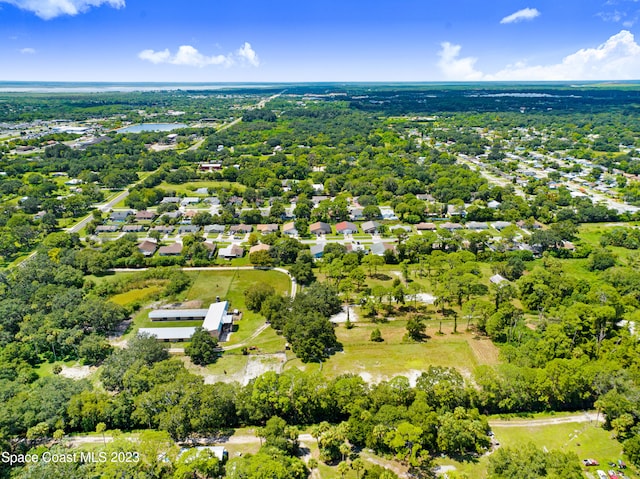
437,42,484,81
0,0,124,20
171,45,230,67
490,30,640,80
500,7,541,24
19,47,35,54
437,30,640,81
139,43,260,68
237,42,260,67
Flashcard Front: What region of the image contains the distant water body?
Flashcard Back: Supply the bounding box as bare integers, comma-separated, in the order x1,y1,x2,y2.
116,123,188,133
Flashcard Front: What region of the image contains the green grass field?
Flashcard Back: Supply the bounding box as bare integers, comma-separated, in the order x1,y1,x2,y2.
118,269,291,344
110,285,164,306
157,180,246,195
436,416,638,479
284,319,499,380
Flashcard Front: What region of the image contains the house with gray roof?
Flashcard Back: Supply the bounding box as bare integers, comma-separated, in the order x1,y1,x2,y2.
204,224,226,234
310,244,325,259
95,225,119,233
178,225,200,235
110,210,133,222
122,224,146,233
361,220,381,234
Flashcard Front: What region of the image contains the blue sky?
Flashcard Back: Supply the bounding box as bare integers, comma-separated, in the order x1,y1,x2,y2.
2,0,640,81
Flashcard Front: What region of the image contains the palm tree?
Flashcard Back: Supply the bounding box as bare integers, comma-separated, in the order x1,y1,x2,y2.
339,442,351,462
351,458,365,479
337,461,350,478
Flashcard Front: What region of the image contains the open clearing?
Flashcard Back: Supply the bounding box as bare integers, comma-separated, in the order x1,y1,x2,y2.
436,413,638,479
114,269,290,344
285,320,499,381
181,352,286,386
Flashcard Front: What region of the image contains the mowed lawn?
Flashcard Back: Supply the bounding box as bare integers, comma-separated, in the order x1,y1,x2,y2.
116,269,290,345
437,417,638,479
182,269,290,346
285,319,499,380
110,285,164,306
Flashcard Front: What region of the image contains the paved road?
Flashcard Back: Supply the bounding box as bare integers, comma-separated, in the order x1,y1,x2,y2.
64,92,283,236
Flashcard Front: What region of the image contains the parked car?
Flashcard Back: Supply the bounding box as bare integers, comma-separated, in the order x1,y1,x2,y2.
583,459,599,466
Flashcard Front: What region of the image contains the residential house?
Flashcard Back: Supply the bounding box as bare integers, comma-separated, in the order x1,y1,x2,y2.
257,224,279,234
161,197,181,204
311,195,329,206
379,206,398,220
492,221,512,231
416,194,435,202
390,225,412,233
447,204,466,217
361,220,380,234
95,225,119,233
370,242,396,257
202,242,217,258
138,240,158,257
282,222,298,236
349,208,364,221
183,210,198,220
151,225,174,235
178,225,200,235
180,197,200,207
110,210,133,222
229,224,252,234
335,221,358,235
218,244,244,259
203,196,220,206
440,222,463,231
309,221,331,236
199,163,222,172
249,243,271,254
161,210,183,221
122,224,146,233
516,220,544,230
228,196,243,206
490,273,508,285
135,210,156,221
416,222,437,231
487,200,501,209
158,243,183,256
310,244,325,259
466,221,489,230
204,224,226,234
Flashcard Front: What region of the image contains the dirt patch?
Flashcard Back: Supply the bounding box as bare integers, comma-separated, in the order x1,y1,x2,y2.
361,450,409,478
467,335,500,365
183,353,287,386
330,305,360,323
242,353,287,385
359,369,423,387
59,365,95,380
164,300,203,309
